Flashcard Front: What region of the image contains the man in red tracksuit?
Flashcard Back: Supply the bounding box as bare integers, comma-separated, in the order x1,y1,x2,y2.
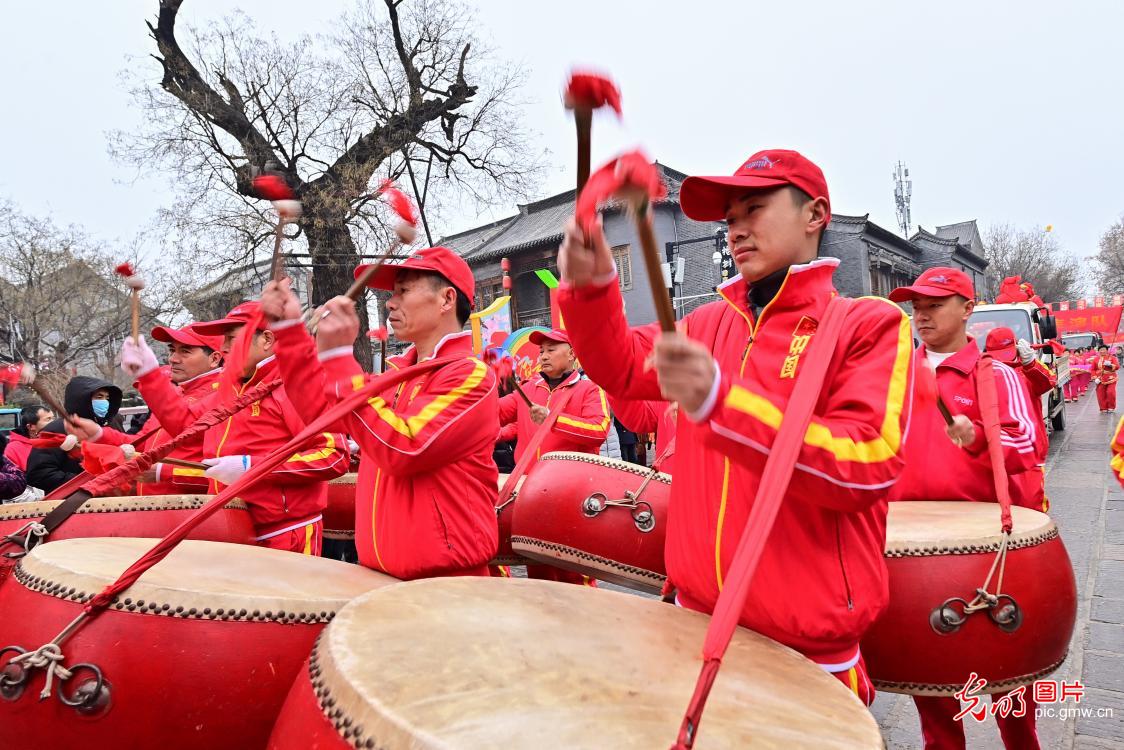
262,246,500,579
558,149,913,706
984,326,1055,512
134,323,223,496
1093,344,1118,413
498,328,609,585
120,303,350,554
889,269,1042,750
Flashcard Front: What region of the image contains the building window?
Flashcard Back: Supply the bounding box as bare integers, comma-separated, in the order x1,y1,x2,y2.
613,245,633,291
475,278,504,310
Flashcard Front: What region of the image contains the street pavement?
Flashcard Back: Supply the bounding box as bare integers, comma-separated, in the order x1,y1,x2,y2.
874,392,1124,749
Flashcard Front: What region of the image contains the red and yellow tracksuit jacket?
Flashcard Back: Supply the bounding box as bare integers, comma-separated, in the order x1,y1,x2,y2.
607,396,677,472
136,357,349,538
1094,355,1119,385
498,371,610,462
890,343,1041,507
1109,416,1124,488
558,258,912,666
135,368,221,496
272,324,501,579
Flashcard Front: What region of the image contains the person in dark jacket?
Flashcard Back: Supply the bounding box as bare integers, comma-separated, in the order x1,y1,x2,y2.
613,416,640,465
0,456,28,502
25,376,122,493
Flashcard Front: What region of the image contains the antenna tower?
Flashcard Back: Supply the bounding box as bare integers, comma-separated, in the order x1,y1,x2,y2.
893,161,912,237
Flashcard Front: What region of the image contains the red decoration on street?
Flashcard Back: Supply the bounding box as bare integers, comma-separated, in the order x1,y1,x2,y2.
500,257,511,272
484,347,514,382
564,71,623,116
575,150,667,233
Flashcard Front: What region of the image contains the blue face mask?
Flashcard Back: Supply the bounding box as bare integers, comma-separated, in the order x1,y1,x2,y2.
91,399,110,419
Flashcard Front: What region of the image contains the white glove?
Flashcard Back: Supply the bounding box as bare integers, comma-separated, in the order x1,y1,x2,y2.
120,335,160,378
1016,339,1035,366
346,438,360,456
203,455,250,486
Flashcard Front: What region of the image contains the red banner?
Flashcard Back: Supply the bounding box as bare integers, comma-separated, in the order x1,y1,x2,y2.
1077,299,1087,310
1053,306,1124,337
1059,302,1070,311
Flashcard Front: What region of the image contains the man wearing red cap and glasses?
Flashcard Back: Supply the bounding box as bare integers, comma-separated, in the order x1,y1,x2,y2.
133,323,224,496
984,325,1055,513
496,327,610,585
888,269,1042,749
120,303,350,554
557,149,913,705
261,246,501,579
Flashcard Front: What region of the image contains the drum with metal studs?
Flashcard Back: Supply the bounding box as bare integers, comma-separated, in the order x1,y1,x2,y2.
323,474,358,541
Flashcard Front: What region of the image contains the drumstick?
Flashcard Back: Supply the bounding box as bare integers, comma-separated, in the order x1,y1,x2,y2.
158,457,209,471
634,199,677,333
29,378,68,422
936,396,955,426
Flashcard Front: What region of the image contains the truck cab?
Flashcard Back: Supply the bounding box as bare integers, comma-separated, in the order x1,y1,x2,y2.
968,302,1068,433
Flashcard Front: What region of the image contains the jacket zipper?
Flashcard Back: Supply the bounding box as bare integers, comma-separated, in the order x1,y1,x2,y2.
835,516,854,611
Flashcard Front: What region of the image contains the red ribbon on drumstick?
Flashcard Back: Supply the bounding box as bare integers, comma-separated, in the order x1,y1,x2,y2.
114,262,145,345
576,150,674,332
565,71,622,195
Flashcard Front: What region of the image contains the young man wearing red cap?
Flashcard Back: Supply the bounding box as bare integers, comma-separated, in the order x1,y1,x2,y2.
497,327,610,585
261,246,501,579
984,325,1055,512
120,303,350,554
1093,343,1118,413
558,149,914,705
888,269,1042,749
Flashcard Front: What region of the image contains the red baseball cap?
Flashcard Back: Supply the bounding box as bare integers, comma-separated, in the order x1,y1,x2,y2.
529,329,570,346
354,246,475,308
679,149,831,222
191,301,268,336
151,322,224,352
888,267,976,303
984,326,1018,364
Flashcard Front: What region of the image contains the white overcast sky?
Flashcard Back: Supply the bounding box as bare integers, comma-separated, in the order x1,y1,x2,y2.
3,1,1120,287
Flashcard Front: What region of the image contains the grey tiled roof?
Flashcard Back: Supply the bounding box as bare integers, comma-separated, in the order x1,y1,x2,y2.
439,162,689,263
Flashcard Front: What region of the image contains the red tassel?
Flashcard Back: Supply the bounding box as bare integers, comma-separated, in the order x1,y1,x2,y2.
114,262,136,278
564,71,623,116
575,150,667,233
251,174,295,201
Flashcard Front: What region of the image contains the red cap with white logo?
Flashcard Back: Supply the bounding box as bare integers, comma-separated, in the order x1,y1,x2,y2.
889,267,976,303
679,149,831,222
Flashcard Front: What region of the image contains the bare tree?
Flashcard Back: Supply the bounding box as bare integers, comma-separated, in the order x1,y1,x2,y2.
982,223,1083,303
111,0,544,365
0,201,183,401
1094,217,1124,296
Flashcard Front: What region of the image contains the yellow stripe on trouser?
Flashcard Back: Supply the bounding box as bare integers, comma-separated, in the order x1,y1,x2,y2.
303,523,314,555
848,667,859,697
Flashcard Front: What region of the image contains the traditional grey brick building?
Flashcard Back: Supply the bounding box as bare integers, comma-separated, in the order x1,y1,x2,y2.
445,164,990,326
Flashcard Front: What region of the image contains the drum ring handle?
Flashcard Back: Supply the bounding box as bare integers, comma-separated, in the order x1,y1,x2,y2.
58,663,110,715
988,595,1022,633
0,646,28,701
582,493,608,517
930,598,970,634
632,501,656,533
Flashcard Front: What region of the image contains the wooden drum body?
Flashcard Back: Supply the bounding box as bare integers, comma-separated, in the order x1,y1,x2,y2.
492,473,528,566
510,452,669,592
0,495,255,559
269,577,882,749
323,474,357,541
863,501,1077,696
0,538,395,749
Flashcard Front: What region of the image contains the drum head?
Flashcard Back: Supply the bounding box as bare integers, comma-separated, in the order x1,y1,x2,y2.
540,451,672,484
311,578,881,748
17,538,394,622
0,495,247,521
886,501,1057,556
330,473,358,486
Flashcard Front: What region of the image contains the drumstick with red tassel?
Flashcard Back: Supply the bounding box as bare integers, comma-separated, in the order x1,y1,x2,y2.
564,71,622,195
3,361,84,452
251,173,303,282
485,348,533,408
576,150,673,332
311,180,419,334
368,327,389,374
914,356,955,426
114,262,146,345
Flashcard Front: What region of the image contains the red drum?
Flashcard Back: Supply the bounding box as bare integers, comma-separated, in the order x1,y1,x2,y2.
323,474,357,541
510,452,670,593
0,537,395,749
492,473,529,566
0,495,255,555
863,501,1077,696
268,578,882,749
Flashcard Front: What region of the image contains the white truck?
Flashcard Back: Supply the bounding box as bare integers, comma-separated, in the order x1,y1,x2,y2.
968,302,1069,433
